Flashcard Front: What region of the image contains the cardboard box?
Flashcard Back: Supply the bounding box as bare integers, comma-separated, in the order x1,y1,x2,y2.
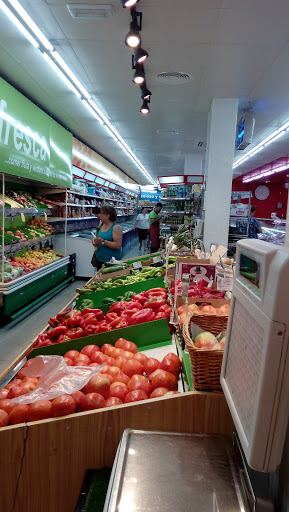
176,246,227,282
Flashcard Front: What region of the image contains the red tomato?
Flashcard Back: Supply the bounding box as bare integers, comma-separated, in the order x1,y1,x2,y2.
106,357,116,367
105,397,123,407
122,341,138,354
84,375,110,399
112,371,130,385
74,361,89,367
21,379,38,391
127,375,152,396
114,357,127,369
89,362,100,367
105,366,121,378
27,401,52,422
22,377,38,387
64,350,79,362
111,347,125,359
122,351,134,360
115,338,128,349
109,383,129,402
150,370,177,391
91,352,108,364
101,344,114,356
194,338,216,349
71,391,85,411
5,379,22,390
0,389,9,400
17,360,34,379
163,353,181,365
74,354,91,365
78,392,105,411
64,357,74,366
9,404,29,425
101,373,114,384
51,395,76,417
0,399,14,414
144,358,160,376
132,352,148,365
8,385,30,399
124,390,148,403
81,345,100,358
159,358,180,377
0,409,9,427
150,387,170,398
100,365,110,375
122,360,144,378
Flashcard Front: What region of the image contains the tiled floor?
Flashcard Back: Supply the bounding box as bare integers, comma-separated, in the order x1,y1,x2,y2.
0,240,148,378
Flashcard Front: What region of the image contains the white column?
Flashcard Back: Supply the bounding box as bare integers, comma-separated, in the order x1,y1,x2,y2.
284,186,289,247
203,98,238,251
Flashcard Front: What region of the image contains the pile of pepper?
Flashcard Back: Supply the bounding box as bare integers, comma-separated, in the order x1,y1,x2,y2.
171,278,226,299
33,288,172,350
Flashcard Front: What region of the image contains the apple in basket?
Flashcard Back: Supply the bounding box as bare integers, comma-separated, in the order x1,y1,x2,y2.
194,332,217,349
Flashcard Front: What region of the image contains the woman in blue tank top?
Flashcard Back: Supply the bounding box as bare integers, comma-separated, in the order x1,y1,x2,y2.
92,205,123,270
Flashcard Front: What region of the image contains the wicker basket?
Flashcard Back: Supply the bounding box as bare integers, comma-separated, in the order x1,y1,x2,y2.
190,312,228,337
183,313,225,391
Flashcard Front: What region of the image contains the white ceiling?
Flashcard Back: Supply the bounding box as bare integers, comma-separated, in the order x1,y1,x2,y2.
1,0,289,184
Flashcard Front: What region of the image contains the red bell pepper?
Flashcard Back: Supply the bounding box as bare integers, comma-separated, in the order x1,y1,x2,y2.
130,308,156,325
67,314,85,329
56,308,74,322
158,305,172,314
82,313,100,326
131,294,147,305
155,311,169,320
122,307,141,318
105,312,119,323
147,291,167,298
65,327,83,340
109,302,127,315
84,325,98,336
81,308,104,321
109,317,123,328
47,325,68,340
143,297,165,309
147,287,167,293
126,301,143,311
34,333,50,347
115,320,129,329
95,322,111,334
48,317,60,328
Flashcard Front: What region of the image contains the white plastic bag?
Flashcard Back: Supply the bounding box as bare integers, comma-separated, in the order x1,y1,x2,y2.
11,355,105,404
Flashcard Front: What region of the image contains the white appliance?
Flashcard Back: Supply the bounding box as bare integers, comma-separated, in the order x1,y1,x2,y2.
221,239,289,472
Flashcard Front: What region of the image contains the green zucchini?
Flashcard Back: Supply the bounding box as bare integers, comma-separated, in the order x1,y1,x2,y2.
101,265,126,274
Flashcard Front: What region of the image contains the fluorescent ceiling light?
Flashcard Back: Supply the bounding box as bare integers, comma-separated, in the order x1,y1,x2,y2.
0,0,156,185
243,164,289,183
0,0,39,48
43,53,81,98
234,121,289,169
52,51,91,99
6,0,52,50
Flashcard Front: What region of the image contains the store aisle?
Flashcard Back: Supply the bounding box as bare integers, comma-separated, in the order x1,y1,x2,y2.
0,279,86,376
123,241,151,260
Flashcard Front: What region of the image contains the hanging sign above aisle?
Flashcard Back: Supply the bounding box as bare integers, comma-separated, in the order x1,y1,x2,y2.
0,78,72,187
140,190,162,201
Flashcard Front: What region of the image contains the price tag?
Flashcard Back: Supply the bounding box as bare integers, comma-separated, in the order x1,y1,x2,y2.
133,261,142,270
217,275,233,292
44,211,47,221
181,273,190,297
152,255,162,264
21,213,25,223
35,242,40,250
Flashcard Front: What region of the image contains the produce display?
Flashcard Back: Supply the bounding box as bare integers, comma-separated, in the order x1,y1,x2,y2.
1,219,55,246
171,278,226,299
177,303,230,326
0,190,49,210
33,288,171,349
76,267,169,295
0,340,181,427
1,249,63,281
193,332,226,350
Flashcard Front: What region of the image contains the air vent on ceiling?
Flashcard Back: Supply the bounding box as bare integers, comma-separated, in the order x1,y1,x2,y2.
67,4,115,19
156,129,179,135
156,72,193,84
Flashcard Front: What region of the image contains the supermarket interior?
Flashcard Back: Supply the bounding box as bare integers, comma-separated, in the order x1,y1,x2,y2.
1,1,289,511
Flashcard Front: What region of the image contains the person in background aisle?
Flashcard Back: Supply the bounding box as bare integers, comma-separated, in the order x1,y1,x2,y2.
92,205,123,270
239,205,262,239
149,202,163,253
134,207,149,251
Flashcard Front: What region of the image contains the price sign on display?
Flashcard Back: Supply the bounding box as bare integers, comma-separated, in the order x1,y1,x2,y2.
152,255,162,264
44,212,47,221
181,273,190,298
35,242,40,250
217,275,233,292
20,213,25,223
133,261,142,270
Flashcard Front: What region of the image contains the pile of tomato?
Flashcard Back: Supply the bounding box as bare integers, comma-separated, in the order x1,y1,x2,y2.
0,338,181,428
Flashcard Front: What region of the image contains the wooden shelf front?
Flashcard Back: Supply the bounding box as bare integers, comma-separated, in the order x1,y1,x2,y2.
0,391,234,512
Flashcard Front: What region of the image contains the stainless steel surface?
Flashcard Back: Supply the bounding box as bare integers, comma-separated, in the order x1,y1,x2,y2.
104,430,248,512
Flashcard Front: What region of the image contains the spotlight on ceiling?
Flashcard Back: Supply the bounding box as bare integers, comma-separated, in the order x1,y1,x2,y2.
133,64,145,85
125,10,142,48
140,84,152,101
120,0,139,7
134,47,149,64
140,100,150,115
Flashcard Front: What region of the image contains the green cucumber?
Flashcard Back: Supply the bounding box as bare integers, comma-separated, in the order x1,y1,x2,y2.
101,265,126,274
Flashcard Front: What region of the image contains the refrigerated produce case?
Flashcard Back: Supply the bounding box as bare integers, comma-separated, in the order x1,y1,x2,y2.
258,218,286,245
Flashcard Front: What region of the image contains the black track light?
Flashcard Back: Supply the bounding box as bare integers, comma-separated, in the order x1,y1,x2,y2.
140,100,150,114
133,64,145,85
120,0,139,7
140,84,152,101
125,10,142,48
134,47,149,64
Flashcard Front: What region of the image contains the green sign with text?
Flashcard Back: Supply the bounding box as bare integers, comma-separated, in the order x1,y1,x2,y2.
0,78,72,187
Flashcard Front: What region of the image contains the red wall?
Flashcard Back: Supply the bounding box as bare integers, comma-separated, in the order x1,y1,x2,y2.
232,182,287,219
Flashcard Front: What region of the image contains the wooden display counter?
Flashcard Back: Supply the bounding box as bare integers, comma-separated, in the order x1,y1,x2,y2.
0,391,234,512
